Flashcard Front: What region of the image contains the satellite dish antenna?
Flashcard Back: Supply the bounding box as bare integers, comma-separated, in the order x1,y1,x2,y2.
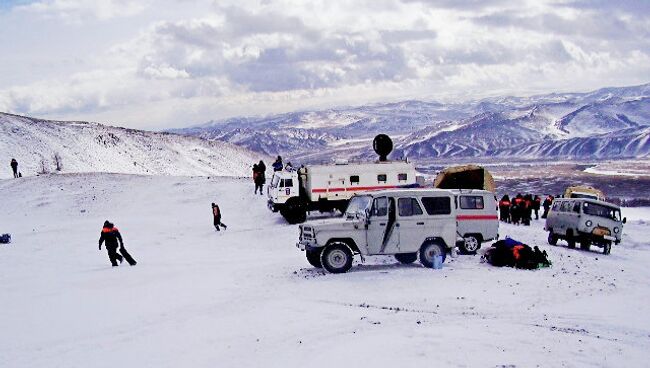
373,134,393,162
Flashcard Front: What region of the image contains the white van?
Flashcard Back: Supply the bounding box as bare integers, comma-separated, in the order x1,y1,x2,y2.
451,190,499,254
297,189,457,273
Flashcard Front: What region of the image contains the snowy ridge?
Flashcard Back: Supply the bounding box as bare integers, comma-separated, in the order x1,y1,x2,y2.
171,83,650,162
0,113,265,179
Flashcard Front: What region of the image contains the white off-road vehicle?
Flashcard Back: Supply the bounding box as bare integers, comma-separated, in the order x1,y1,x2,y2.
545,198,626,254
296,189,457,273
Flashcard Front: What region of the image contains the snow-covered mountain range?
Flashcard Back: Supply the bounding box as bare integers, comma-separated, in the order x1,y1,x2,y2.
0,113,264,179
171,83,650,162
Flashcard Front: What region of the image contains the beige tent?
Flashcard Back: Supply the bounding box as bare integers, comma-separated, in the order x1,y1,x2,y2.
564,186,605,200
433,165,496,192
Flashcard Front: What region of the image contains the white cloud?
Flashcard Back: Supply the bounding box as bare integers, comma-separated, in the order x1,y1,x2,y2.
0,0,648,129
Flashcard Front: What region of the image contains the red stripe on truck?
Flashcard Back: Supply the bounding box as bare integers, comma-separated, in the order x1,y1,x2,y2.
457,215,498,221
312,185,399,193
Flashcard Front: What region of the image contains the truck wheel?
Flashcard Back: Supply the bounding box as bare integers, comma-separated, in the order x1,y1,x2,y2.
459,235,481,254
547,232,558,246
395,253,417,264
306,248,323,268
579,238,590,251
566,230,576,249
282,198,307,224
320,242,353,273
603,241,612,255
419,242,446,268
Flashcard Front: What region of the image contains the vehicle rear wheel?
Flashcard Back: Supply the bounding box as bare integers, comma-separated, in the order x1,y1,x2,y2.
566,230,576,249
306,248,323,268
320,242,353,273
459,235,481,254
395,252,417,264
603,241,612,255
547,231,558,246
580,238,590,251
419,242,446,268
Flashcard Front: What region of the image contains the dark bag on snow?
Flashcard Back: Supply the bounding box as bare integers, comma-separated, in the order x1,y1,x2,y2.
0,233,11,244
484,238,551,269
119,247,137,266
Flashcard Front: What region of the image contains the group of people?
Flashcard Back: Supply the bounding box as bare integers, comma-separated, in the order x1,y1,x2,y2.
252,160,266,195
498,193,547,225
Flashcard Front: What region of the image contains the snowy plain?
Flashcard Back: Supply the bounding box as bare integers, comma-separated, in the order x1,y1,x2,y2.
1,173,649,367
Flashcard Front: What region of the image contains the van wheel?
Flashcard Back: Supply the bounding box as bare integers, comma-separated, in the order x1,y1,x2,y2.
603,241,612,255
547,232,558,246
395,253,417,264
459,235,481,254
566,230,576,249
419,242,446,268
282,198,307,224
320,242,353,273
579,238,590,251
306,248,323,268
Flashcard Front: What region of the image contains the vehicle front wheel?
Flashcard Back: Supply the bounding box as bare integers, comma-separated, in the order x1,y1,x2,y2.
459,235,481,254
320,242,353,273
580,238,590,251
547,232,558,246
395,252,417,264
419,242,446,268
306,248,323,268
603,241,612,255
566,231,576,249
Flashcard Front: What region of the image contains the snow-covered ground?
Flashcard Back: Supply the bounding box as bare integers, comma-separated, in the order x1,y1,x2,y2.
1,174,649,367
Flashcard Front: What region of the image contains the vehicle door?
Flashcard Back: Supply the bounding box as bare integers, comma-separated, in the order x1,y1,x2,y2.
394,196,426,253
420,195,456,249
366,196,399,254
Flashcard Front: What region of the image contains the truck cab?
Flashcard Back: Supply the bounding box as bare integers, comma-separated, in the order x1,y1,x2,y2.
297,189,457,273
545,198,625,254
267,170,300,213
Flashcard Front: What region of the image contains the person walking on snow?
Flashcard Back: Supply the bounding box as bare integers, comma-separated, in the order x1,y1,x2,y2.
212,203,227,231
98,221,137,267
10,158,18,178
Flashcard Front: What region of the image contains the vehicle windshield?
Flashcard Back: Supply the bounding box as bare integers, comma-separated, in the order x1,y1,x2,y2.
582,202,621,221
345,195,372,219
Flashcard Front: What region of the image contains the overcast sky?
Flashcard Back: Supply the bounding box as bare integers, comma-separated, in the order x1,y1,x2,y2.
0,0,648,130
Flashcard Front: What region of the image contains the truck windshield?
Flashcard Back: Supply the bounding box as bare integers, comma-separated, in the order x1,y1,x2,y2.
582,202,621,221
345,195,372,218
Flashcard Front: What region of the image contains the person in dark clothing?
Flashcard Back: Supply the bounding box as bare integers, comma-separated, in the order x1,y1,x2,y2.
522,194,533,226
272,156,283,172
10,158,18,178
255,160,266,196
542,195,554,219
533,195,541,220
98,221,136,267
252,163,260,194
212,203,227,231
499,195,511,222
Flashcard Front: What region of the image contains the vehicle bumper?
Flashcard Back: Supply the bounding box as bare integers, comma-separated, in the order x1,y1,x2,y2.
296,241,318,252
268,200,281,212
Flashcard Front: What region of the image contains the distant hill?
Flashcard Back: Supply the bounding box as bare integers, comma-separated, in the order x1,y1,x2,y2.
0,113,265,179
170,83,650,162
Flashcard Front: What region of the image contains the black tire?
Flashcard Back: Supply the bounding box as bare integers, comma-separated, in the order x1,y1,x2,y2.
579,238,590,251
547,231,558,246
459,235,481,254
566,230,576,249
306,248,323,268
419,242,447,268
603,241,612,255
395,252,418,264
281,198,307,224
320,242,353,273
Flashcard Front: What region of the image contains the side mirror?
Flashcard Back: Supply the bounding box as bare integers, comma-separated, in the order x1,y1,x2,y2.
623,217,627,224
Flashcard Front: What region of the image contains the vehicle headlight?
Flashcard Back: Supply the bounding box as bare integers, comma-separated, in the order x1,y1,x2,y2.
613,227,619,233
585,220,593,227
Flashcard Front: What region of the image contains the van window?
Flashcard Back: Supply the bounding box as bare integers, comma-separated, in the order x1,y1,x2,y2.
573,202,580,213
284,178,293,188
460,196,484,210
397,173,408,181
350,175,360,184
372,197,388,217
279,179,285,188
552,202,560,211
377,174,387,183
421,197,451,215
560,201,570,212
398,198,423,217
